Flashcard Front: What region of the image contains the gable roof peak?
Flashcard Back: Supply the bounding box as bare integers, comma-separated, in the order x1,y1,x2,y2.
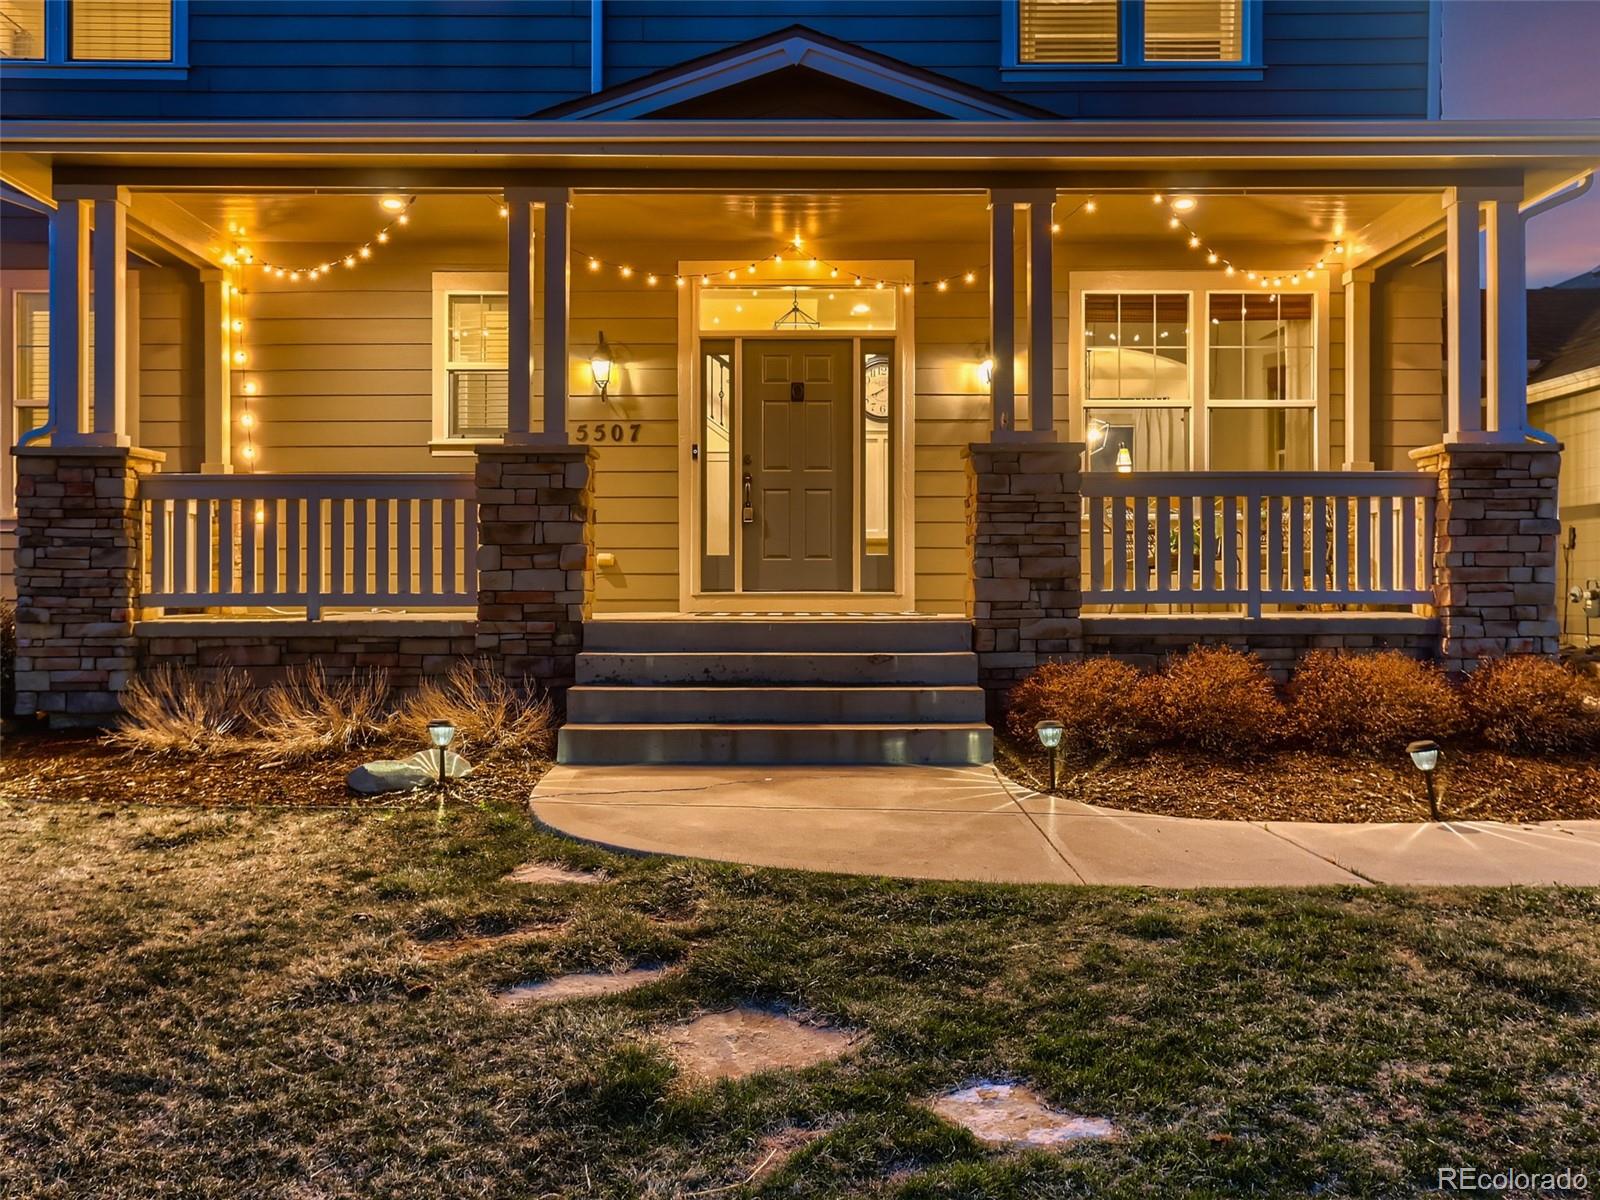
534,25,1050,122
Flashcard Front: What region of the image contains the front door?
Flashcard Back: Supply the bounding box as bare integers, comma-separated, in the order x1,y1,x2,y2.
740,339,853,592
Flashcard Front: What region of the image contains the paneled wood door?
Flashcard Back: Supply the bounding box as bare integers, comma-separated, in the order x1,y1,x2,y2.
740,339,853,592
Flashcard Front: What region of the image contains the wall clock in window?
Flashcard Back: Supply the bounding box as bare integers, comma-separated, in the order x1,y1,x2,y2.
865,357,890,421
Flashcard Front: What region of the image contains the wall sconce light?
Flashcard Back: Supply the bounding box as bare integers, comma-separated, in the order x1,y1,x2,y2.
590,332,613,399
979,356,995,389
1115,446,1133,473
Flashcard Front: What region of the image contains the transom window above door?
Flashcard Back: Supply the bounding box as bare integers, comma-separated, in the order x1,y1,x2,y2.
698,286,897,333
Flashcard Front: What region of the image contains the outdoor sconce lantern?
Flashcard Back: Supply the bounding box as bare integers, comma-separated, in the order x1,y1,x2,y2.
1406,739,1442,821
427,720,456,789
1035,719,1065,792
590,332,613,399
979,356,995,389
1115,446,1134,474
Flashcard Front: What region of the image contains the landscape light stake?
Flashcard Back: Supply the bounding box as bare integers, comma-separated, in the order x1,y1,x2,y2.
1035,720,1065,793
1406,739,1442,821
428,720,456,817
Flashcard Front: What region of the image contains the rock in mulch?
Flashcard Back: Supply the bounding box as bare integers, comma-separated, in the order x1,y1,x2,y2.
659,1007,864,1082
346,750,472,795
929,1081,1115,1147
492,964,671,1009
502,861,606,885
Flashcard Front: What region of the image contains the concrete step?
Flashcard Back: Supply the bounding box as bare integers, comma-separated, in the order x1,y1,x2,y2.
575,651,979,686
567,685,987,725
556,723,994,766
584,618,972,654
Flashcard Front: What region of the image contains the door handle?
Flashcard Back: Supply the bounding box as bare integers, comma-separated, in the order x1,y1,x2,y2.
741,474,755,524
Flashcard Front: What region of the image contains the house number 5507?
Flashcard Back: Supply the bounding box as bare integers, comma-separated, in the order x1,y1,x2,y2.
573,422,642,443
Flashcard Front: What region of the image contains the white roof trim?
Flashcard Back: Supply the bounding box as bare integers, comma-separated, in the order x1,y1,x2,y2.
552,33,1032,121
1528,364,1600,404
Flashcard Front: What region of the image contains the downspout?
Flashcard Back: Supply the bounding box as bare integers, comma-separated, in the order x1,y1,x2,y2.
1519,170,1592,444
589,0,603,94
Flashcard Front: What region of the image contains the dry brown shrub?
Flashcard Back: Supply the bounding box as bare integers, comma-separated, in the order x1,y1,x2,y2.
107,666,250,757
1005,658,1155,759
1150,645,1286,757
1289,650,1464,754
395,658,553,760
248,664,395,762
1462,656,1600,754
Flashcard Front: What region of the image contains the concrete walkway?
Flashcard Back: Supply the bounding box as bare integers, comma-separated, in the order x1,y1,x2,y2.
530,764,1600,887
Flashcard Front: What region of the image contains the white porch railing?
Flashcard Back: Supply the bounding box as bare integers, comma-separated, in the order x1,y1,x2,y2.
1080,472,1436,616
140,473,478,618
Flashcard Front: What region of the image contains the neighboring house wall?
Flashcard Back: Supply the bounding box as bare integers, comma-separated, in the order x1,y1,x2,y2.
1372,259,1446,470
0,0,1435,121
1531,380,1600,643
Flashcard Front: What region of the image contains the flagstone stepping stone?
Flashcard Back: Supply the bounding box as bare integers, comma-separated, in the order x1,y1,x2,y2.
502,861,605,885
492,964,670,1009
929,1081,1115,1148
659,1007,864,1082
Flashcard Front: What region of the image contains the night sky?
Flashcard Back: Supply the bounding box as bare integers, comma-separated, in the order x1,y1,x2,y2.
1442,0,1600,286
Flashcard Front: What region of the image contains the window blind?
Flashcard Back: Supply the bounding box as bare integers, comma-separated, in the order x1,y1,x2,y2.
1019,0,1120,63
0,0,44,59
446,293,508,438
72,0,172,61
15,293,49,405
1144,0,1243,61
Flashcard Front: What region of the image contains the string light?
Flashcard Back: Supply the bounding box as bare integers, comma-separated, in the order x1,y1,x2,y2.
1158,194,1348,288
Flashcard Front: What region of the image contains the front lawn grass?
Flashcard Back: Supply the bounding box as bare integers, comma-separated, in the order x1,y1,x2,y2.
2,797,1596,1198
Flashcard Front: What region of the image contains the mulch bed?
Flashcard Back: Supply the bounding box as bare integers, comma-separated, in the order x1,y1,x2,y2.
997,737,1600,824
0,730,548,809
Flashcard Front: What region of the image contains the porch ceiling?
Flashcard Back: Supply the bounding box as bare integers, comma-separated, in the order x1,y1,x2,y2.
149,189,1419,256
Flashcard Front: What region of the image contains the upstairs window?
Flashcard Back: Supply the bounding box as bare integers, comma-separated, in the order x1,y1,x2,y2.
1,0,181,68
1015,0,1251,69
72,0,172,61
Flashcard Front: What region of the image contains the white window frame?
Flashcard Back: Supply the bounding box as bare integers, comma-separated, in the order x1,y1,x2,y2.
1,0,188,77
430,272,509,454
1069,270,1331,470
1003,0,1263,82
1204,289,1321,472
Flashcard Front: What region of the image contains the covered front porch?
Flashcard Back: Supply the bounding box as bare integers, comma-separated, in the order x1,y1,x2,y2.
4,117,1589,720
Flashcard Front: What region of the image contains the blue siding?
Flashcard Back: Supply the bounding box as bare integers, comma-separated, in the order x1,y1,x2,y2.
0,0,1434,121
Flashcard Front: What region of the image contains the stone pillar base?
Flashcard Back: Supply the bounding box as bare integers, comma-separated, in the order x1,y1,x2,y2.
1410,441,1562,672
965,441,1085,695
473,444,595,691
11,445,164,726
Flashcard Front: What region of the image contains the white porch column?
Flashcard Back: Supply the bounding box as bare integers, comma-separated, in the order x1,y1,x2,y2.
1341,267,1375,470
88,191,131,447
1484,196,1528,438
200,268,233,472
46,198,92,446
1026,194,1056,437
505,186,571,445
503,188,535,440
987,195,1016,438
1441,188,1483,441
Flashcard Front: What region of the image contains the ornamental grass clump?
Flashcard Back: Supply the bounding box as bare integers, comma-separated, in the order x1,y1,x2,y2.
249,664,395,762
1462,656,1600,754
109,665,250,757
1005,658,1155,759
1149,645,1286,756
395,658,553,760
1289,650,1464,755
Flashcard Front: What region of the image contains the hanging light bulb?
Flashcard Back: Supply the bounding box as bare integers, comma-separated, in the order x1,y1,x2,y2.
619,265,633,278
1085,199,1097,213
902,283,912,294
1188,235,1201,249
1153,193,1164,204
675,276,685,288
1050,222,1060,234
498,204,510,218
1207,252,1218,264
700,274,710,286
1225,265,1236,276
359,246,372,259
1169,216,1181,229
646,274,657,286
231,318,243,333
241,381,258,395
829,267,839,278
746,264,756,275
239,412,255,429
964,271,976,284
344,255,355,268
727,268,738,280
875,279,885,290
937,279,949,291
241,444,256,460
376,231,389,244
397,213,409,226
